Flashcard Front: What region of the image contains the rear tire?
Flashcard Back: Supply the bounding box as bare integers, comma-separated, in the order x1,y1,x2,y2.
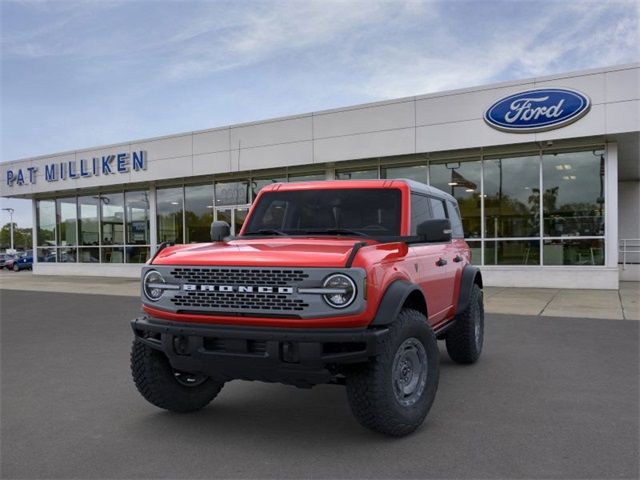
13,264,19,272
346,308,439,436
131,340,224,413
445,284,484,364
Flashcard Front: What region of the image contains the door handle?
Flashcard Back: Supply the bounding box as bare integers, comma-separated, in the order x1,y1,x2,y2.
436,258,447,267
453,255,463,263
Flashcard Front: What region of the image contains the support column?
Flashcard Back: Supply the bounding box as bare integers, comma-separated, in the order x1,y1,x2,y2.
149,185,158,255
31,198,37,267
605,142,618,272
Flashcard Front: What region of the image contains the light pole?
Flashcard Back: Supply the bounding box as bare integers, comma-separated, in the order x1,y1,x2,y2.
2,207,15,251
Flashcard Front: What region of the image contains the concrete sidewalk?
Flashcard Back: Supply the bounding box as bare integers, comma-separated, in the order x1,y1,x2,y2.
1,270,638,320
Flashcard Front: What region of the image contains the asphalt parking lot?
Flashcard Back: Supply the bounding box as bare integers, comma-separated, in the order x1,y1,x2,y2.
1,290,638,479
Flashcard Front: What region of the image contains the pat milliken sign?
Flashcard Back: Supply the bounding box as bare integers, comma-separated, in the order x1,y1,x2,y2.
484,88,591,133
5,150,147,187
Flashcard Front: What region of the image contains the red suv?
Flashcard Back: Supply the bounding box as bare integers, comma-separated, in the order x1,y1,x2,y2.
131,179,484,436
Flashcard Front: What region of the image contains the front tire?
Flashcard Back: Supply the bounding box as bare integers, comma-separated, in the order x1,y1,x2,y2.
445,283,484,364
131,340,224,413
12,264,19,272
346,308,439,436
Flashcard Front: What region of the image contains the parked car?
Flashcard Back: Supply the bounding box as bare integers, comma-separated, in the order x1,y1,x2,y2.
0,253,16,269
12,251,33,271
130,179,484,436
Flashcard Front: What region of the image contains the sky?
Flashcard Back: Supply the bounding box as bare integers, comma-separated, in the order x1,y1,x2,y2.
1,0,639,228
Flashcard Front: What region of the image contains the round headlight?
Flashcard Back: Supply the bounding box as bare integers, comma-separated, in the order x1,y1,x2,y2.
322,274,356,309
143,269,165,302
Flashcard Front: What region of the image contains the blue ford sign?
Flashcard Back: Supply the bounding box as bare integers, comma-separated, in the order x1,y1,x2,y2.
484,88,591,133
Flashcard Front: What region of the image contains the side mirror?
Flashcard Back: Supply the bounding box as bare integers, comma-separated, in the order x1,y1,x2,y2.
416,219,452,243
210,221,231,242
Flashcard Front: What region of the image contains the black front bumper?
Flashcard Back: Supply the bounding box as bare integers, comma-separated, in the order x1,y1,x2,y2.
131,316,388,387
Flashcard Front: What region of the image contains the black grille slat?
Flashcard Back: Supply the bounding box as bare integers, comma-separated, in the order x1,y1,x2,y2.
167,267,311,313
170,267,308,286
171,292,308,311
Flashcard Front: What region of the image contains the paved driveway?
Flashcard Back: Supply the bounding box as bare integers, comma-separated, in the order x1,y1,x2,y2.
1,290,638,479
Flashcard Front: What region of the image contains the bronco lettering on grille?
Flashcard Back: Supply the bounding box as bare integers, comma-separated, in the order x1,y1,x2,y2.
182,284,294,294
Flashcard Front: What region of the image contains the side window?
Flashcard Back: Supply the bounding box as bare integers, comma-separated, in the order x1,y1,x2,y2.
429,197,447,220
410,193,432,234
446,200,464,238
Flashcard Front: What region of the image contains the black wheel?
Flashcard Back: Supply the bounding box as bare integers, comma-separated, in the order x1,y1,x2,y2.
346,308,439,436
131,340,224,413
445,284,484,364
12,264,19,272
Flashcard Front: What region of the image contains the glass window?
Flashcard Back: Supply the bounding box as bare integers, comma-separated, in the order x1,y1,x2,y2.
126,246,150,263
100,193,124,245
78,196,100,246
101,246,124,263
252,177,286,199
446,200,464,238
430,160,481,238
37,247,56,262
430,198,447,219
125,191,150,245
466,240,482,264
36,200,56,246
542,150,605,237
410,194,432,234
234,207,249,235
484,240,540,265
336,169,378,180
543,239,604,265
244,189,402,236
483,155,540,238
383,164,428,184
78,247,99,263
56,197,77,246
215,180,250,206
58,246,77,263
185,184,214,243
157,187,183,243
288,172,325,182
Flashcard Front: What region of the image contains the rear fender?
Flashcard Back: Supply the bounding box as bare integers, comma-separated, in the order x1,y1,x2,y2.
456,265,483,315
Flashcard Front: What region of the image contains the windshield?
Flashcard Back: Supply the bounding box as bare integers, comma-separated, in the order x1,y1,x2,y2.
243,188,402,237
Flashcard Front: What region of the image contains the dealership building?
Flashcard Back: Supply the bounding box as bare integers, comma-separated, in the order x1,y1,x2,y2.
1,63,638,289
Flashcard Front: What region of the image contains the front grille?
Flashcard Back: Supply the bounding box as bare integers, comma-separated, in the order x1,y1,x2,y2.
171,291,309,312
170,268,309,286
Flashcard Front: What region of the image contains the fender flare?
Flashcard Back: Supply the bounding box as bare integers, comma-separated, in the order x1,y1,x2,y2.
456,265,483,314
371,280,426,326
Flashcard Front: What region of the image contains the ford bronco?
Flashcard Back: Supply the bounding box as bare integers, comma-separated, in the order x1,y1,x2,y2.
131,179,484,436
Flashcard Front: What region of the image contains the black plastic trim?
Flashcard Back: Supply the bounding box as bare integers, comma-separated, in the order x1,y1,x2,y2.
345,241,368,268
149,242,174,264
371,280,425,326
456,265,483,315
131,316,389,387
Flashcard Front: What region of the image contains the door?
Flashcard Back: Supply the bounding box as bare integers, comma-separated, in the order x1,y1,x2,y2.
410,194,458,324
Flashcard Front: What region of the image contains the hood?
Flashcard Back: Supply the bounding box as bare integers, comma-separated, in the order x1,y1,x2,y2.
151,237,377,268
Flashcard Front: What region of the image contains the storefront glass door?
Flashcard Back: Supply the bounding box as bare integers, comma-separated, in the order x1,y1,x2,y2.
215,206,249,236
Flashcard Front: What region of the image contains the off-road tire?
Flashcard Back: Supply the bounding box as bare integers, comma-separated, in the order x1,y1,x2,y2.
131,340,224,413
445,284,484,364
345,308,439,436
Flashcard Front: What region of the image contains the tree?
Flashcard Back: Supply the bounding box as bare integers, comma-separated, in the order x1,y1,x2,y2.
0,223,32,250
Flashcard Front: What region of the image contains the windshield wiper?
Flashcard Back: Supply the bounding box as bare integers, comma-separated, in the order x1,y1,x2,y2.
303,228,369,237
243,229,288,236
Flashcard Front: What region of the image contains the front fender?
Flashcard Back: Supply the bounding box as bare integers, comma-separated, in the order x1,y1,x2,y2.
370,280,425,326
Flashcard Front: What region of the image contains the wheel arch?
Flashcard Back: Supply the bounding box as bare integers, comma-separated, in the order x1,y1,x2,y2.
371,280,428,326
456,265,483,315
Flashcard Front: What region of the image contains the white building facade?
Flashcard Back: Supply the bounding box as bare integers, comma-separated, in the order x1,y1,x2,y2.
1,64,638,289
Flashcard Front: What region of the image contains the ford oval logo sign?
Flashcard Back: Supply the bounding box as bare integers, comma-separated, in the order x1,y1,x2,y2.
484,88,591,133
